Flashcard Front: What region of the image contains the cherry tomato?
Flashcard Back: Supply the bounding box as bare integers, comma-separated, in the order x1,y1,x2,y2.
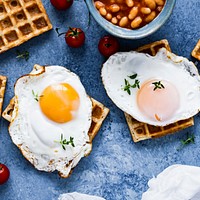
65,28,85,48
98,35,119,57
0,163,10,185
50,0,73,10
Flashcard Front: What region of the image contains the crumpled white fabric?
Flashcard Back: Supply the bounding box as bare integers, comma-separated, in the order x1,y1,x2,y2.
58,192,106,200
142,164,200,200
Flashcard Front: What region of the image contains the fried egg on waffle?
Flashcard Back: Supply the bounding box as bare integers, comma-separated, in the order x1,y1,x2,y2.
9,65,92,177
102,48,200,126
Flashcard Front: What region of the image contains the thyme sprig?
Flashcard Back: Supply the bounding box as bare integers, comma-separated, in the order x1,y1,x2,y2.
152,81,165,91
177,133,195,150
55,134,75,150
16,50,29,61
123,74,140,95
32,90,43,102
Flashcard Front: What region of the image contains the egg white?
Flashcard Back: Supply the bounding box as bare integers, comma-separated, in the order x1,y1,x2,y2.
9,65,92,177
102,48,200,126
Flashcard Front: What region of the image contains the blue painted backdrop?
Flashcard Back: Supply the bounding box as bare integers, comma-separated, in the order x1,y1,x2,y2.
0,0,200,199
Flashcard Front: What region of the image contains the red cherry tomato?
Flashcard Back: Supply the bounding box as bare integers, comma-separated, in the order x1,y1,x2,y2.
98,36,119,57
50,0,73,10
65,28,85,48
0,163,10,185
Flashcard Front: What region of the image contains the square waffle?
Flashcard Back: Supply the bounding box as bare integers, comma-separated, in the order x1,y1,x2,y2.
124,39,194,142
2,64,109,141
2,64,109,178
2,96,14,121
0,0,52,53
88,98,109,142
191,40,200,61
2,97,109,141
136,39,171,56
0,75,7,115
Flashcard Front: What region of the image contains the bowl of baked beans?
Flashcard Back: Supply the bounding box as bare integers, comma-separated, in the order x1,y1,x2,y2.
85,0,176,39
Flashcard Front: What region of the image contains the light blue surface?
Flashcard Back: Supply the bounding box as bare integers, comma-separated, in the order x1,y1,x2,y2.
0,0,200,200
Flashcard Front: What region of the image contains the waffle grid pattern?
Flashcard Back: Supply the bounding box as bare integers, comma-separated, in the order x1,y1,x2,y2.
124,39,194,142
0,0,52,53
2,64,110,143
88,98,109,142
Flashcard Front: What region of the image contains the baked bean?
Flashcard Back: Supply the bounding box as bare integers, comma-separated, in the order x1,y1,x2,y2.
126,0,134,7
94,0,166,29
157,6,163,12
119,16,128,27
145,11,156,22
155,0,164,6
109,4,120,12
111,17,118,24
99,7,107,16
116,0,123,3
116,14,122,20
141,7,151,14
144,0,156,10
95,1,105,10
131,16,142,28
128,7,138,20
106,13,112,20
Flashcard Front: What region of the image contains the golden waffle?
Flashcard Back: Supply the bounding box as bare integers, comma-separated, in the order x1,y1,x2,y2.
0,0,52,53
124,39,194,142
88,98,109,142
136,39,171,55
191,40,200,61
2,96,14,121
0,75,7,115
125,113,194,142
3,96,109,142
2,64,109,178
2,64,109,142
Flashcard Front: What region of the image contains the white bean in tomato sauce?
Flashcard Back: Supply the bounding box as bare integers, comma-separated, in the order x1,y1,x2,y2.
94,0,166,29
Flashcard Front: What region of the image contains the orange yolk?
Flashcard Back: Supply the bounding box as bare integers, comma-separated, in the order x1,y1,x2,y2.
39,83,80,123
137,80,179,122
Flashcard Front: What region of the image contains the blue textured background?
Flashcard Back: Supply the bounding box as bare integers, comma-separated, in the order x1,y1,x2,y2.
0,0,200,200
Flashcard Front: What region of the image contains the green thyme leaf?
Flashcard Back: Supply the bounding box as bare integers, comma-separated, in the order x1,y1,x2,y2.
32,90,43,102
122,75,140,95
177,133,195,151
152,81,165,91
132,79,140,89
16,50,29,61
62,145,66,150
123,79,131,95
181,135,195,145
125,79,128,86
32,90,39,102
128,74,137,79
54,134,75,150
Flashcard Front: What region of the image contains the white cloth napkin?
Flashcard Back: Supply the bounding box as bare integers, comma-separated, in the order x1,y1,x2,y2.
142,164,200,200
58,192,105,200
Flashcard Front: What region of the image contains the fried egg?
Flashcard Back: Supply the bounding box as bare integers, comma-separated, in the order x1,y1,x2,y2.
102,48,200,126
9,65,92,177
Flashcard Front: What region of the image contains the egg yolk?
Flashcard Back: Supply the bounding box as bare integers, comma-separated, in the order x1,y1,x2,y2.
39,83,80,123
137,80,180,122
